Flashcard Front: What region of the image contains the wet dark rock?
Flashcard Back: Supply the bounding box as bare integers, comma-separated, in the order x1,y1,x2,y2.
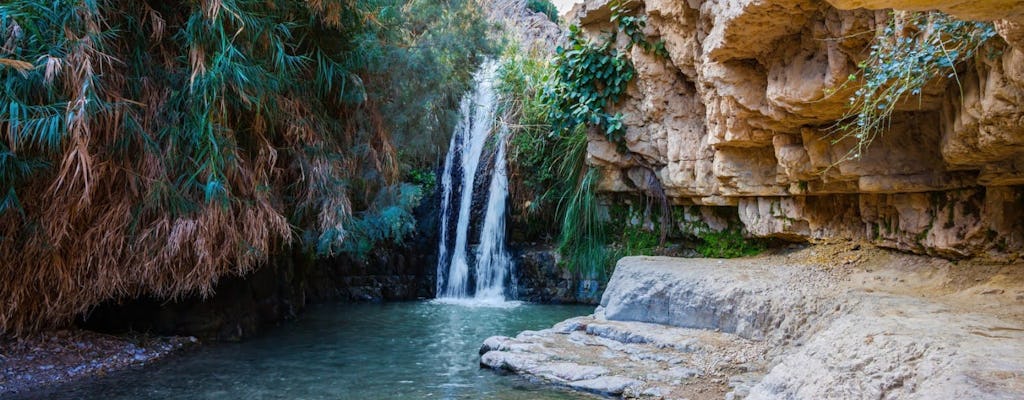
511,246,602,304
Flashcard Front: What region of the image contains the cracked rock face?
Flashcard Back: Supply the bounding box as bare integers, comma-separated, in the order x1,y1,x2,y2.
569,0,1024,259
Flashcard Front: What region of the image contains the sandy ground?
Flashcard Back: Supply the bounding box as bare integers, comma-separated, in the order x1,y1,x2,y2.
0,330,195,396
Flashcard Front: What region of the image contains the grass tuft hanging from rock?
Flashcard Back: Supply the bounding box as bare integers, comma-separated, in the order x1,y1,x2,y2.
830,11,999,162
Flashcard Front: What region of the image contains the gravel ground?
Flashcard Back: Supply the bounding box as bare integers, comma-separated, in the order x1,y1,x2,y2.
0,329,195,396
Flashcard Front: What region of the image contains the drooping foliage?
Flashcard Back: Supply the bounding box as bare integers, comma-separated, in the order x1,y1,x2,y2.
0,0,493,334
832,11,998,161
500,47,611,278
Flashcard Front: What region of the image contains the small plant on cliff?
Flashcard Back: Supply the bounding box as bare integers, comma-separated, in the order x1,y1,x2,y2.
544,3,668,149
609,0,668,57
526,0,559,23
832,11,998,161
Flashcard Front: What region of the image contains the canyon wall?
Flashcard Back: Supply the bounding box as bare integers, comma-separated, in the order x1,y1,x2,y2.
570,0,1024,259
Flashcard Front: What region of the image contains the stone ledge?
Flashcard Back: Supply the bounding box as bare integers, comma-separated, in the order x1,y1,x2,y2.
481,245,1024,399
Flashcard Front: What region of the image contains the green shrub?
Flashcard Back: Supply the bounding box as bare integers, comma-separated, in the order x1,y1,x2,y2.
407,168,437,194
526,0,559,23
543,25,633,146
499,3,669,278
618,222,660,257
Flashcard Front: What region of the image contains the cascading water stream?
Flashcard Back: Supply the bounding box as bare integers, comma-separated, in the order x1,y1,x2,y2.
435,61,514,303
474,124,513,300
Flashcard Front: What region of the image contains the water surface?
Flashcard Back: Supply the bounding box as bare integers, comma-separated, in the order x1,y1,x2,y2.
30,301,593,399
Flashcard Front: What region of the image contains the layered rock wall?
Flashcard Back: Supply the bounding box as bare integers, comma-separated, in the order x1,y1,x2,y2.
571,0,1024,258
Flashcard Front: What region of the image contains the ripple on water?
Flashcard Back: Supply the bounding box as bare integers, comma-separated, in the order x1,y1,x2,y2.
429,297,524,309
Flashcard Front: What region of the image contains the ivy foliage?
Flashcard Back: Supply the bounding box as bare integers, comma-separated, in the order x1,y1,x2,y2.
544,25,633,145
610,0,668,57
544,1,666,148
498,46,614,278
500,2,671,278
832,11,998,160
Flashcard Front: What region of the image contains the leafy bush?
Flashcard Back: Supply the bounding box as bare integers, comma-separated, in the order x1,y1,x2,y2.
497,47,559,227
526,0,559,23
543,1,667,149
832,11,998,161
617,221,660,257
407,168,437,194
328,184,423,259
499,47,614,277
609,0,668,57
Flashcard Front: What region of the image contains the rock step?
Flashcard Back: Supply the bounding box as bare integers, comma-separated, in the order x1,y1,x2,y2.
480,315,769,399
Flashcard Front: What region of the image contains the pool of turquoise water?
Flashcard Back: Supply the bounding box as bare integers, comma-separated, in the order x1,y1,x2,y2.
28,301,594,399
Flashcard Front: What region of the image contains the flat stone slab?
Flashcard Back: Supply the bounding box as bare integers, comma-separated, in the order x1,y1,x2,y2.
568,376,643,395
480,314,768,399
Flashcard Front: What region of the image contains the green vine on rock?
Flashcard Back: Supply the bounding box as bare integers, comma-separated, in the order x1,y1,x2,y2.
526,0,559,23
610,0,668,57
831,11,998,161
544,1,667,148
545,25,634,145
530,2,671,277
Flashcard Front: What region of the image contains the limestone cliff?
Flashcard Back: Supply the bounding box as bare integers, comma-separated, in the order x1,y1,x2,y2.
570,0,1024,259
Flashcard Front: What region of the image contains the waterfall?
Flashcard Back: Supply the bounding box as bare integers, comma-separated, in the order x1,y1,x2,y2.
435,61,515,303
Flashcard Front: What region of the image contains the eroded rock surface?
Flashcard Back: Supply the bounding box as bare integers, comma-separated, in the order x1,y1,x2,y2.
480,246,1024,399
480,315,768,398
569,0,1024,259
